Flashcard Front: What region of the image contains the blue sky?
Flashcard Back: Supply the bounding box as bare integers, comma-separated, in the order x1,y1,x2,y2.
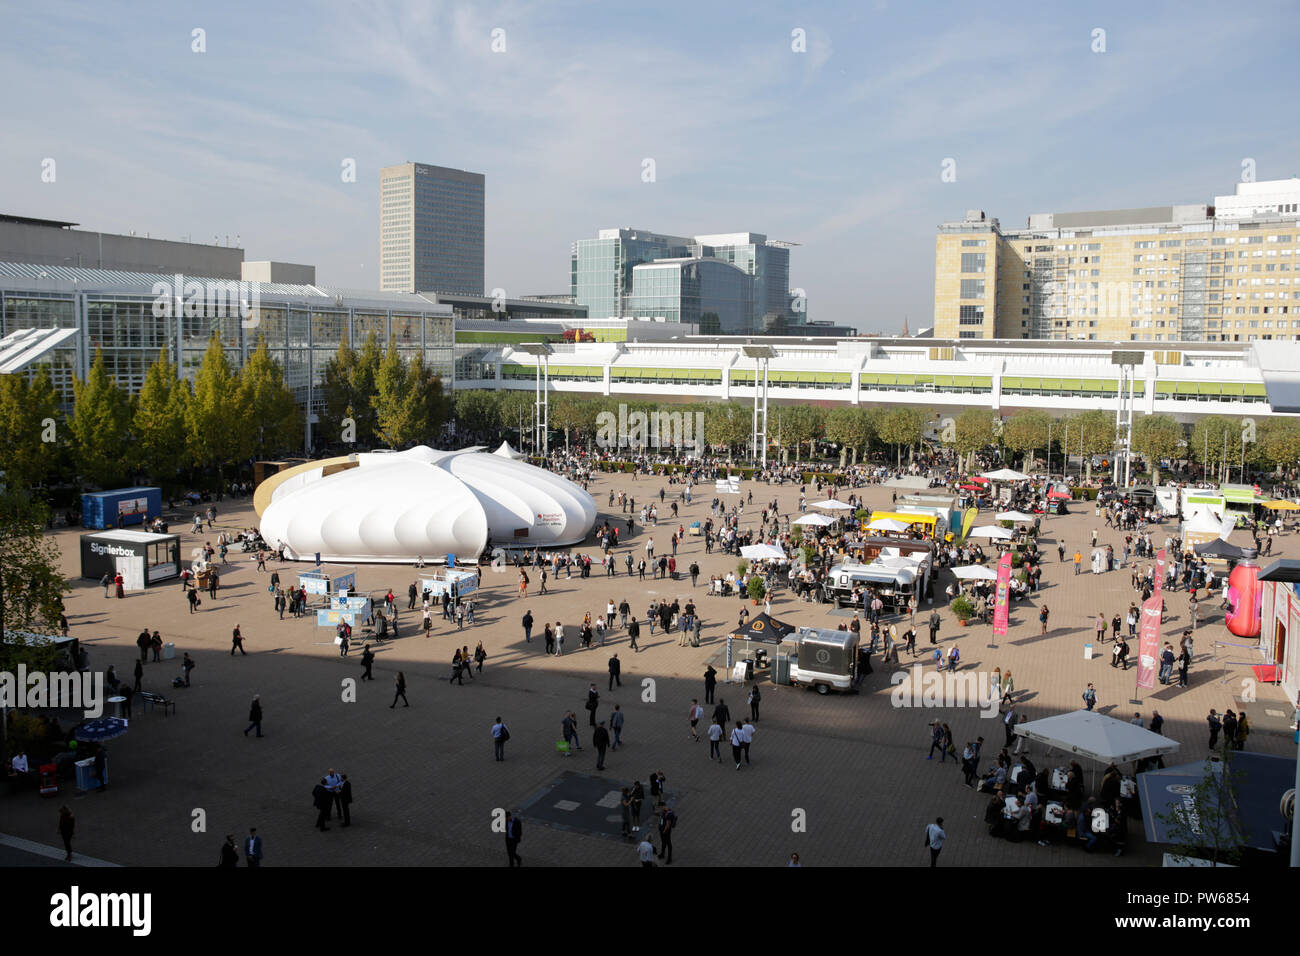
2,0,1297,331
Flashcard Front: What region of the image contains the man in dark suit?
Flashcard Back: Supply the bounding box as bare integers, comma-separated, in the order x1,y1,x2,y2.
505,811,522,867
337,775,353,827
312,779,333,831
244,828,263,867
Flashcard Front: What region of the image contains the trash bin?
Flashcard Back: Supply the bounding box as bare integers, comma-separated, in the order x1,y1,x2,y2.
163,642,176,660
75,758,98,792
1084,643,1094,660
743,659,755,681
106,695,127,717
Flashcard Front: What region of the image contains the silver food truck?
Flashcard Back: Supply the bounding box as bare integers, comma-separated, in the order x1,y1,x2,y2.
788,627,860,694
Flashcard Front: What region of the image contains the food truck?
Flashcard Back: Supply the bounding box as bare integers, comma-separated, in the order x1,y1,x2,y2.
1221,484,1260,528
866,508,950,542
895,495,960,535
79,530,181,588
788,627,860,694
822,545,930,610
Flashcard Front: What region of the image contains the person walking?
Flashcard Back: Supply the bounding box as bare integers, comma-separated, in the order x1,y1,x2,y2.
312,779,333,831
707,716,724,761
608,653,622,691
1082,683,1097,711
730,721,746,769
390,672,409,708
928,610,941,645
610,704,624,750
628,616,640,652
593,720,611,770
244,695,263,737
58,805,75,862
360,644,375,681
561,710,582,753
630,780,645,831
497,810,523,867
924,817,946,867
586,683,600,726
244,828,263,867
219,834,240,867
1038,604,1049,635
704,664,717,703
748,683,761,721
688,699,704,741
522,610,533,643
150,631,163,662
1001,670,1015,706
337,775,352,827
1207,709,1221,750
740,718,755,764
231,624,246,656
182,652,195,686
491,716,509,762
657,804,677,864
132,659,144,694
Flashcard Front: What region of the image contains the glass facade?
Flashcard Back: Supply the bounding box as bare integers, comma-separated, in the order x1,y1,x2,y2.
628,259,754,334
0,283,454,442
380,164,485,295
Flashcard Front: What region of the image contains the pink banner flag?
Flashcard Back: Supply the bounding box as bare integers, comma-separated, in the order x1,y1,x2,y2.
1153,548,1167,596
992,552,1012,638
1135,594,1163,690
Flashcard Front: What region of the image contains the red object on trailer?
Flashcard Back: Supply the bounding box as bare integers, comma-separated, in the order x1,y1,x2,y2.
39,764,58,797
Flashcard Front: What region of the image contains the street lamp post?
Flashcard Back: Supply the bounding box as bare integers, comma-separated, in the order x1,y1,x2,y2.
517,342,553,458
742,345,776,467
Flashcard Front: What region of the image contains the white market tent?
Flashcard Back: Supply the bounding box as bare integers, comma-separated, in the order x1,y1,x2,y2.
951,565,998,581
1014,710,1182,765
792,513,835,527
968,525,1014,540
810,499,855,511
740,543,787,562
982,468,1030,481
867,517,910,533
995,511,1035,522
493,441,527,460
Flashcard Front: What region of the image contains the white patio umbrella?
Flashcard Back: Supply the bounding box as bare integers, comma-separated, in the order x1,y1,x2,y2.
740,543,787,562
968,525,1014,540
792,513,835,527
810,499,855,511
867,517,911,533
995,510,1035,522
951,565,998,581
982,468,1030,481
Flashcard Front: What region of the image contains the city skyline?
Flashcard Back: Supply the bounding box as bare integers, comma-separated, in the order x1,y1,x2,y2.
1,1,1298,333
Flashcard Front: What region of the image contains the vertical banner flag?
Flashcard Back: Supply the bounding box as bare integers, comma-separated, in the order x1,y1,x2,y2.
1153,548,1166,596
1135,594,1164,690
992,552,1012,638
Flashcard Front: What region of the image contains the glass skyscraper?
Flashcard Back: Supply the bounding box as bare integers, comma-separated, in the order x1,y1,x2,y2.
381,162,485,295
571,228,795,333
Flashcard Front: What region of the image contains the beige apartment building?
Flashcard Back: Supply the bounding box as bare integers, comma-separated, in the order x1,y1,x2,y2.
934,178,1300,343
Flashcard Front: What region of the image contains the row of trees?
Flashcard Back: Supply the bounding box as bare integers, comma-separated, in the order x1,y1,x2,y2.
319,335,449,449
450,391,1300,482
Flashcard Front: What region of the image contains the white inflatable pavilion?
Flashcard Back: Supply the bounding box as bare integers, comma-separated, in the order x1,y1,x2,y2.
257,446,597,564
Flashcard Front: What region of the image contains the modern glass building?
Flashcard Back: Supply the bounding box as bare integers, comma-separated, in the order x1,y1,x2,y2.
571,227,797,331
0,263,454,448
628,258,754,333
380,162,485,295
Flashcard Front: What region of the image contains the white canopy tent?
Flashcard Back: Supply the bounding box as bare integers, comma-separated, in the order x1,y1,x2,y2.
995,511,1035,522
866,517,910,533
982,468,1030,481
493,441,527,460
810,499,855,511
968,525,1014,540
951,565,998,581
740,543,787,562
792,513,835,527
1014,710,1182,765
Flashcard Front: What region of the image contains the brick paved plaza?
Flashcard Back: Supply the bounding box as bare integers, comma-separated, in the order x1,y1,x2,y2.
4,471,1296,867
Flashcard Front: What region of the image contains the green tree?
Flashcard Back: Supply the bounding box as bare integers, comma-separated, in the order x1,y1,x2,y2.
952,407,996,473
453,390,502,438
133,349,190,490
1001,410,1052,472
875,406,925,468
68,349,132,488
0,489,66,641
320,341,359,444
1065,408,1117,481
1131,414,1183,484
782,405,826,462
185,335,242,482
706,402,751,459
0,366,60,490
237,338,300,459
399,355,449,447
498,391,536,451
824,406,875,465
1258,418,1300,474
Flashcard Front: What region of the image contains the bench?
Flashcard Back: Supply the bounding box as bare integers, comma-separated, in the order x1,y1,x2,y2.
140,692,176,715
